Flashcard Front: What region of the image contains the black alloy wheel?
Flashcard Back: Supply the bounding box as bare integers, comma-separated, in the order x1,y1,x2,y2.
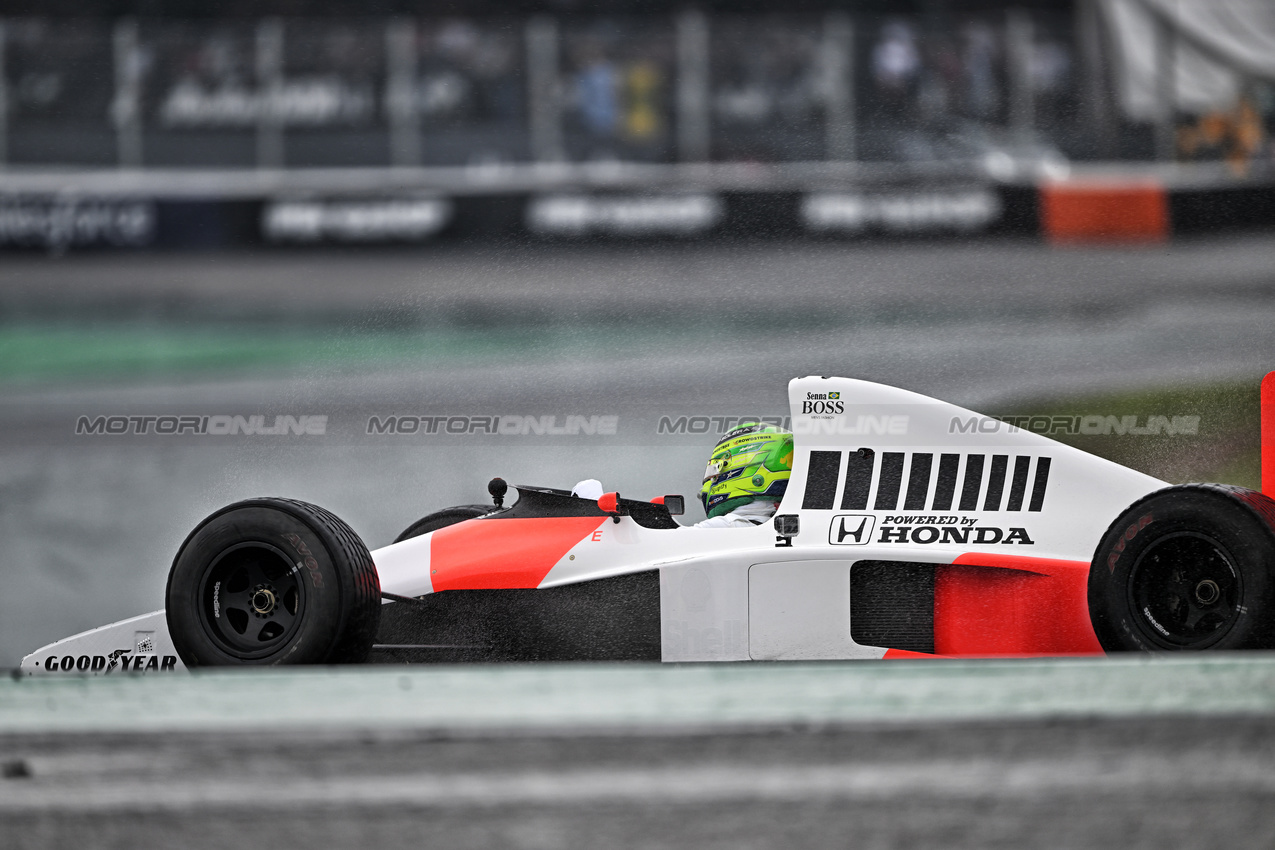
1089,484,1275,652
1126,531,1242,650
198,541,307,660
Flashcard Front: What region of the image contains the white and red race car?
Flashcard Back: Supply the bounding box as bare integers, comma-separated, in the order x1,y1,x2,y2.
21,374,1275,675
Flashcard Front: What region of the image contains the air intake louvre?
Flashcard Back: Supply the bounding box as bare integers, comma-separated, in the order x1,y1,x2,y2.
850,561,935,654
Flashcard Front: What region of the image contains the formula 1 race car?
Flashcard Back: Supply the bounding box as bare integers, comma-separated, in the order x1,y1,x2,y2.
22,374,1275,675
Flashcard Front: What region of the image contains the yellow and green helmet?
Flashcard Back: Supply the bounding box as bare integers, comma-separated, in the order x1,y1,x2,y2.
699,422,794,519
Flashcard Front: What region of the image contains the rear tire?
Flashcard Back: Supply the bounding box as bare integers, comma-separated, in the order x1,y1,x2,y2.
1088,484,1275,652
166,498,381,667
393,505,491,543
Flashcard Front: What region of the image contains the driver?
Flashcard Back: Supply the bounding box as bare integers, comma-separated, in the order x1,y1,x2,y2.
696,422,793,528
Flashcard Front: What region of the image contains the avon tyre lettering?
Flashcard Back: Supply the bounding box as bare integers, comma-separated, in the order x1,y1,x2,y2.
1106,513,1154,573
283,532,324,588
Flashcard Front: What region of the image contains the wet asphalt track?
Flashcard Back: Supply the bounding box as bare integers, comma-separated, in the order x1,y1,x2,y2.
4,657,1275,849
4,716,1275,850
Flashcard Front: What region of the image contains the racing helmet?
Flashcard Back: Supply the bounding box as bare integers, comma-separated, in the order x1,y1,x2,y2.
699,422,794,519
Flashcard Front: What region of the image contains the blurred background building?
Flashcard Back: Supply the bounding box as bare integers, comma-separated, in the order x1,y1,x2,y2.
0,0,1270,247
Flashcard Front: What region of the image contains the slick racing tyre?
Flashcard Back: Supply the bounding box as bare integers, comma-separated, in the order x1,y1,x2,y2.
393,505,491,543
1089,484,1275,652
166,498,381,667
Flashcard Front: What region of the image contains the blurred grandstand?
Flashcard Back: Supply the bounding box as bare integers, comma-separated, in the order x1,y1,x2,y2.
0,0,1270,247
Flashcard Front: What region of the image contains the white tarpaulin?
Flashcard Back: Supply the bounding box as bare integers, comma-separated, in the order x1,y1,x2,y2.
1103,0,1275,120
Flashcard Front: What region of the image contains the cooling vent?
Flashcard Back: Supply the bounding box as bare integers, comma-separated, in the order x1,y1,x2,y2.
850,561,935,654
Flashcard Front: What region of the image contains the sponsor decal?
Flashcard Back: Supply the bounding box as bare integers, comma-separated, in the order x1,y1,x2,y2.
367,414,618,436
875,515,1035,545
802,392,846,416
1142,606,1170,637
950,414,1201,437
662,620,747,659
42,650,178,674
0,196,155,250
527,194,723,237
802,189,1001,234
105,648,130,673
1107,513,1154,573
283,533,325,589
263,198,452,243
76,415,327,436
829,514,876,545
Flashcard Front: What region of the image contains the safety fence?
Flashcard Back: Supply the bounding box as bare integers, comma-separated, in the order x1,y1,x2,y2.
5,7,1267,170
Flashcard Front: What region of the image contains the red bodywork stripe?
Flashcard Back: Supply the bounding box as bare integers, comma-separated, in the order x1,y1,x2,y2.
882,648,940,659
429,517,607,591
934,553,1104,657
1263,371,1275,498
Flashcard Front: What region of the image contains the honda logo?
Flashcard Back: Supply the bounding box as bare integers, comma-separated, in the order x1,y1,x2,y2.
829,514,875,545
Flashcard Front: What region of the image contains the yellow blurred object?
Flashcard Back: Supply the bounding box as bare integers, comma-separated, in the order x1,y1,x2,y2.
624,62,661,140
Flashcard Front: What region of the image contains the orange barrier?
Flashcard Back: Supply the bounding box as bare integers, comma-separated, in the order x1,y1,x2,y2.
1039,180,1169,244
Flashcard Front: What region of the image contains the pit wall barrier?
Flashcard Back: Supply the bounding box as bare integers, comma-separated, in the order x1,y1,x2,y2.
0,179,1268,252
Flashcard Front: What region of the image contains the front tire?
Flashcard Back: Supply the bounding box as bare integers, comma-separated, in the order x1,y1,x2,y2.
166,498,381,667
1088,484,1275,652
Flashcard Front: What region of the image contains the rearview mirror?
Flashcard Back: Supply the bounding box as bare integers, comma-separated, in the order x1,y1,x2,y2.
662,495,685,515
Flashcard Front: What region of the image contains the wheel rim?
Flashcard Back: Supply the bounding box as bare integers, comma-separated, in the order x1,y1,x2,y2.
1128,531,1242,649
197,541,306,660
